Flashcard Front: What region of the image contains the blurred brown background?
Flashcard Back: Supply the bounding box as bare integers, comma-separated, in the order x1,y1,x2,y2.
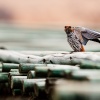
0,0,99,51
0,0,100,28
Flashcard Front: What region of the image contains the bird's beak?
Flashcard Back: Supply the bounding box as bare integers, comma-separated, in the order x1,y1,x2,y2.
65,29,69,33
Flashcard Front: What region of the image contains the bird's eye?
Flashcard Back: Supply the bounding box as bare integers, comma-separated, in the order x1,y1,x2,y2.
65,26,66,28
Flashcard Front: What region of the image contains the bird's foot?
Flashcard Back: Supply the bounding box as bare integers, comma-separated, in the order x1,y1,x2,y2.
70,51,75,54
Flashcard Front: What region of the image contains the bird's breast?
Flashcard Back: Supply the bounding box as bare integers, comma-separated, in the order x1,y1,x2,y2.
67,32,82,51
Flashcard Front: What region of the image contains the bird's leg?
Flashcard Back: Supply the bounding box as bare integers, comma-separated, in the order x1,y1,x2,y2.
70,51,75,54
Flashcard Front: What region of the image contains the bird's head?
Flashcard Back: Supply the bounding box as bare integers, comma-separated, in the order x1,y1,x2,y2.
64,26,74,34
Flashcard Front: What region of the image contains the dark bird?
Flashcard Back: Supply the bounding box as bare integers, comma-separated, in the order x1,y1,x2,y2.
64,26,100,52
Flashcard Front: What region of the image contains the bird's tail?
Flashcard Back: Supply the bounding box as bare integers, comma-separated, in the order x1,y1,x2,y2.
90,39,100,43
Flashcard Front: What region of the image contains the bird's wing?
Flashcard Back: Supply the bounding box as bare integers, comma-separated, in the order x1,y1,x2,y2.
81,28,100,40
74,27,100,45
81,28,100,45
74,27,88,45
82,36,88,45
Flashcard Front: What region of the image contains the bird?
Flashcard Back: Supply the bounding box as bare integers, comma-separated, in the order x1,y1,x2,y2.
64,26,100,52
